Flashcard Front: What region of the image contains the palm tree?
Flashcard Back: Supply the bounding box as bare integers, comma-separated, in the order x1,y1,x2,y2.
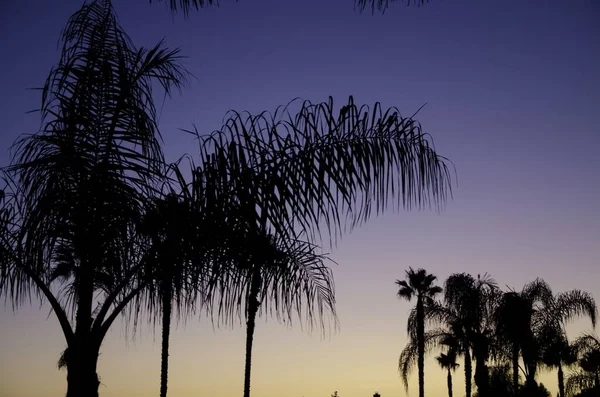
436,350,459,397
139,192,227,397
0,1,186,396
186,94,452,396
396,268,442,397
2,2,455,396
536,289,597,397
149,0,430,15
539,327,578,397
494,279,553,392
231,230,336,397
444,273,500,397
566,333,600,396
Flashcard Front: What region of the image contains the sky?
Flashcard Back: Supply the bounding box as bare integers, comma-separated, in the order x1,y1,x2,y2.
0,0,599,396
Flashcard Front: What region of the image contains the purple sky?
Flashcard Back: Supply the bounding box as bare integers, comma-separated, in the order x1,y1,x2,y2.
1,1,599,396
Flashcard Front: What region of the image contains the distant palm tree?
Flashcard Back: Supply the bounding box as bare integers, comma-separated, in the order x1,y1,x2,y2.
149,0,429,15
436,350,459,397
566,333,600,396
0,1,186,396
537,288,597,397
444,273,500,397
396,267,442,397
494,279,553,391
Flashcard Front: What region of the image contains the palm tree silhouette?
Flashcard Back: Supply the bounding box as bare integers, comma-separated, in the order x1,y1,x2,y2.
0,1,186,396
565,333,600,396
139,192,228,397
494,279,552,391
187,95,452,396
444,273,499,397
396,267,442,397
2,2,455,396
538,327,578,397
537,286,597,397
436,350,459,397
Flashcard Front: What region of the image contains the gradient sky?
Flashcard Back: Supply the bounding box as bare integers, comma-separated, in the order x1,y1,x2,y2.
1,0,599,396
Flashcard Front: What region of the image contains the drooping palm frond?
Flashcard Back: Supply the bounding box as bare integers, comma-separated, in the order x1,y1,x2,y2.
573,334,600,357
565,371,596,397
203,226,337,335
188,96,453,252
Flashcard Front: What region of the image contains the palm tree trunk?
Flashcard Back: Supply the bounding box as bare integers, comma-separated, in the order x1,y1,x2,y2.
447,369,453,397
464,349,472,397
66,343,101,397
557,362,565,397
416,297,425,397
474,357,488,397
160,281,173,397
512,344,519,392
243,270,262,397
68,259,99,397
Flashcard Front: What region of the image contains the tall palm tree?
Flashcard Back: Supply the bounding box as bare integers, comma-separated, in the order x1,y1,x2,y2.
444,273,500,397
185,95,452,396
436,350,459,397
139,192,228,397
539,327,578,397
494,279,553,392
396,267,443,397
0,1,186,396
537,289,597,397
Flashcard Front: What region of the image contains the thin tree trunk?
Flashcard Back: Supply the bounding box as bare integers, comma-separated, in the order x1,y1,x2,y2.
447,369,453,397
243,270,262,397
464,349,472,397
416,297,425,397
512,344,519,392
160,281,173,397
557,362,565,397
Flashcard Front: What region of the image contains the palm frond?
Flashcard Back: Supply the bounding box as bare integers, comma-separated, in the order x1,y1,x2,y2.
188,96,453,248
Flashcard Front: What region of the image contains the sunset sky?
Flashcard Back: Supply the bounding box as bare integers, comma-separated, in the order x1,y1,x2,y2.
0,0,599,396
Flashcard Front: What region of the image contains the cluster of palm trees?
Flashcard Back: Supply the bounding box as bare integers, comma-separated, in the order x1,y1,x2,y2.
0,1,453,397
397,268,599,397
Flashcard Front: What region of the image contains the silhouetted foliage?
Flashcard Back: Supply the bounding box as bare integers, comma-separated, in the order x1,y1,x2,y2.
396,267,442,397
397,272,598,397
